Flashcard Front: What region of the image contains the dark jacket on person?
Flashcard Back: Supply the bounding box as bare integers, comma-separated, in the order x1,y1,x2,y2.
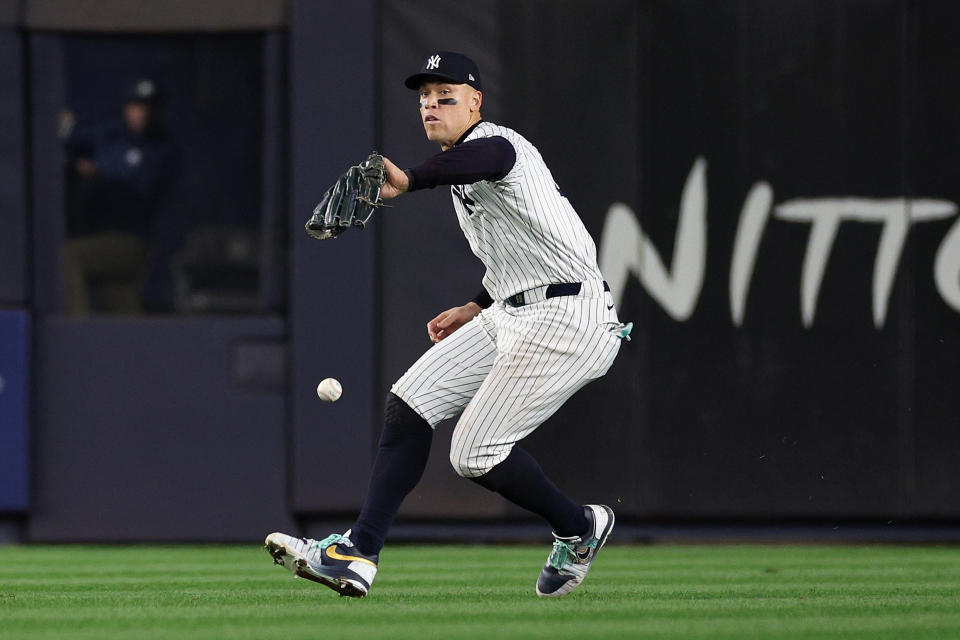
66,121,179,237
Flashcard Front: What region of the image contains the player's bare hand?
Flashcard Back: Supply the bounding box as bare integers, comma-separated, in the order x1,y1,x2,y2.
380,156,409,200
427,302,482,343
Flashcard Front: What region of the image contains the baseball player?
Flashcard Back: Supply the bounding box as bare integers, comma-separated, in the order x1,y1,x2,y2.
266,51,631,598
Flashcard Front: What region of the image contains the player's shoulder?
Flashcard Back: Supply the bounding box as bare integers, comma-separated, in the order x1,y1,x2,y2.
465,121,526,146
465,122,535,180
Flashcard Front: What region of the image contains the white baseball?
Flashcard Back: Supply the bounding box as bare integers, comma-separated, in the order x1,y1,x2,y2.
316,377,342,402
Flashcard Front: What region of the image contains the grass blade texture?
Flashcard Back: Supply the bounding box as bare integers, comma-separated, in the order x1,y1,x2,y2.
1,544,959,639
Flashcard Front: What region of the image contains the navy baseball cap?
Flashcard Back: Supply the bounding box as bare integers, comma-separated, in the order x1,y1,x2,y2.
404,52,482,92
125,78,162,105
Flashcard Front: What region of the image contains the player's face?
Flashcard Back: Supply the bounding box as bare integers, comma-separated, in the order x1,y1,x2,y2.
418,82,481,148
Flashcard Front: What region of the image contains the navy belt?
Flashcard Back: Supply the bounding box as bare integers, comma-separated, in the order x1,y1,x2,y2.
506,281,610,308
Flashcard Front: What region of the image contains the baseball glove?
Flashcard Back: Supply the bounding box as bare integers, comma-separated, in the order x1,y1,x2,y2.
305,152,388,240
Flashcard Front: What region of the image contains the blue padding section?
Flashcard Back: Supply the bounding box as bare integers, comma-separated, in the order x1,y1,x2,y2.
0,311,29,511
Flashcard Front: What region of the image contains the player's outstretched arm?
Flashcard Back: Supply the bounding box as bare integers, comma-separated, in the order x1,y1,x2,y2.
380,156,410,199
427,302,482,343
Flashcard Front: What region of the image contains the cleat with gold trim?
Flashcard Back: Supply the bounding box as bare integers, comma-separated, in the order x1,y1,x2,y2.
264,530,378,597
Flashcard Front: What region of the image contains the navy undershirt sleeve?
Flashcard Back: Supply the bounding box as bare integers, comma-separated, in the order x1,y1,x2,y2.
471,288,494,309
406,136,516,192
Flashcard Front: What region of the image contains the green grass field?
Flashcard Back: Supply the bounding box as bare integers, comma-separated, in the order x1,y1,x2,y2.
1,544,959,639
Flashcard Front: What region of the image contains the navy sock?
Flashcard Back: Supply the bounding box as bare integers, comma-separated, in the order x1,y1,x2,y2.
350,394,432,556
470,447,588,538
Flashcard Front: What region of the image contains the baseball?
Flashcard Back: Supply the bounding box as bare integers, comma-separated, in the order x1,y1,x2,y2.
316,378,342,402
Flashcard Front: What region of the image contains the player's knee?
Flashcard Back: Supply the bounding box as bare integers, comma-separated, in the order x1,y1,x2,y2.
380,393,431,448
449,449,473,477
384,392,429,428
449,447,484,478
449,443,500,478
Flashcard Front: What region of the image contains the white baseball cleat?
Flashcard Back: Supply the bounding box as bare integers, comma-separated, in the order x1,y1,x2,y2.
264,530,378,598
535,504,615,597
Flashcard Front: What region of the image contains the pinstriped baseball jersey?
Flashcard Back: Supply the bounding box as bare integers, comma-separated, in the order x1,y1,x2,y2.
451,122,604,302
392,118,626,478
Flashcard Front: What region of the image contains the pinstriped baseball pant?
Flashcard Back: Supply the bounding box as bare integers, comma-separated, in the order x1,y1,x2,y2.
391,279,621,478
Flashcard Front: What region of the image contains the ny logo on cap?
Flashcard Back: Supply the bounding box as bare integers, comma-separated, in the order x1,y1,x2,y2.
426,54,441,70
